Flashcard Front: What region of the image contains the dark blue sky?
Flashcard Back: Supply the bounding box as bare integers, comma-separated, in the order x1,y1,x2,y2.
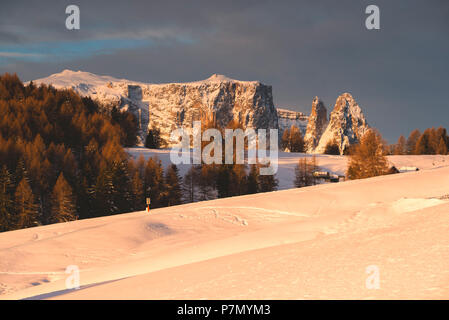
1,0,448,142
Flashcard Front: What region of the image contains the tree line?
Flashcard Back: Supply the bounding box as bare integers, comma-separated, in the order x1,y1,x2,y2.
345,127,449,180
281,125,305,152
174,111,279,203
280,125,350,155
0,73,139,232
0,73,279,232
389,127,449,155
281,124,449,157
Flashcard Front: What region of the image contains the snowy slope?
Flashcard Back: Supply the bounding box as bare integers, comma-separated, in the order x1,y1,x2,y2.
1,156,449,299
31,69,134,104
32,71,257,92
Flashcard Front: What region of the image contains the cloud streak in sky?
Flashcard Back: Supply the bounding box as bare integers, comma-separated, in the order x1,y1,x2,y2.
0,52,44,58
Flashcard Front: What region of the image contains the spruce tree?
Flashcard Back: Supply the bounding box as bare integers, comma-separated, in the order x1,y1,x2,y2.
258,164,278,192
130,170,144,210
281,126,304,152
414,130,432,155
14,158,27,187
406,129,421,154
246,164,259,194
15,178,39,229
183,166,200,203
294,156,318,187
136,155,146,181
216,165,235,198
110,160,133,213
163,164,182,206
437,137,448,155
435,127,449,152
145,127,162,149
289,126,305,152
144,157,165,208
0,166,14,231
94,165,116,215
394,135,407,155
294,158,305,187
281,128,291,151
347,129,389,180
233,164,248,196
49,173,77,223
198,165,216,201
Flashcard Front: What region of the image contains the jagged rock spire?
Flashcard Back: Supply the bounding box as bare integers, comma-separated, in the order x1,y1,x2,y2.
304,96,327,152
314,93,369,155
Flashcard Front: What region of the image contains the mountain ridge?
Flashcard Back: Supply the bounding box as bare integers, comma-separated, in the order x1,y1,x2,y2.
32,70,369,153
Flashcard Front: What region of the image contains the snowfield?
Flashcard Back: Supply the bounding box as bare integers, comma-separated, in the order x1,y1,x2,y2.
1,154,449,299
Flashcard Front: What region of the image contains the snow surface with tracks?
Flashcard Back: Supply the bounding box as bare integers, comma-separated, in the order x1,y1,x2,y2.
1,153,449,299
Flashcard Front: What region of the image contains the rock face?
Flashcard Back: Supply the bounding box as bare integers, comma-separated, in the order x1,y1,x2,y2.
276,94,367,156
304,97,327,152
277,108,308,135
145,74,278,146
32,71,278,146
314,93,369,155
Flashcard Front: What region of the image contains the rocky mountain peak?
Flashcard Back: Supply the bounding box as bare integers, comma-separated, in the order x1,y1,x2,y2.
205,74,235,82
314,93,369,155
304,96,328,152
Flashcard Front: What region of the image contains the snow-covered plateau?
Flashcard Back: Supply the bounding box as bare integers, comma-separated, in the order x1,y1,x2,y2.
1,153,449,299
32,70,369,154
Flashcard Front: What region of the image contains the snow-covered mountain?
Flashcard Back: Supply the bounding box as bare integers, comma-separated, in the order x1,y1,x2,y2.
314,93,369,155
32,70,369,154
32,70,278,146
